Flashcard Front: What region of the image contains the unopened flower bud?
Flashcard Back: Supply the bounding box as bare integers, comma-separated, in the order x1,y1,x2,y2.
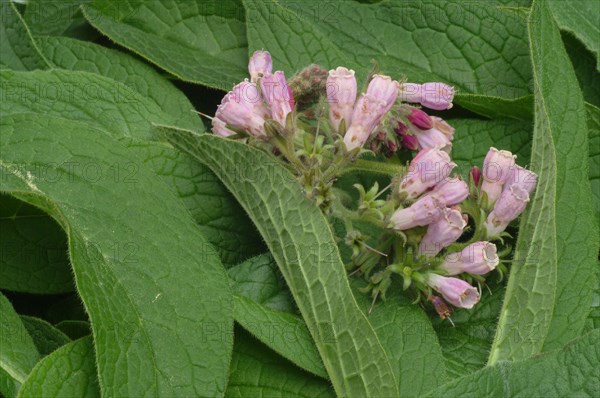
248,50,273,83
430,295,453,319
260,71,294,126
401,134,419,151
418,207,467,257
215,80,268,137
506,165,537,194
399,146,457,199
470,166,482,187
407,108,433,130
426,177,469,206
327,67,357,132
394,121,409,136
390,195,445,231
441,241,499,275
481,147,516,204
366,75,400,114
427,274,480,309
484,184,530,236
343,94,387,151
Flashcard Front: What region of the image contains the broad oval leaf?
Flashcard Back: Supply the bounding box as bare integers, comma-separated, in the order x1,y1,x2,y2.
167,132,399,398
0,114,234,397
20,316,70,357
18,336,99,398
488,0,598,363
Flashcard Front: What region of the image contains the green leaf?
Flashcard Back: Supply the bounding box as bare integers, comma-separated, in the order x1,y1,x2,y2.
20,316,70,357
0,292,40,398
564,33,600,107
0,1,50,71
166,133,399,398
351,281,448,397
43,295,88,325
453,94,533,120
0,195,73,294
23,0,95,38
227,253,295,313
427,330,600,397
227,329,334,398
81,0,248,88
233,295,327,379
0,114,233,397
54,321,91,341
36,36,203,131
18,336,99,398
489,0,598,363
0,69,192,138
243,0,532,100
588,103,600,225
549,0,600,70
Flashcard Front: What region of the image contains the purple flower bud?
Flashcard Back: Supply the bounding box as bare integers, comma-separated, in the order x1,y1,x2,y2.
420,82,455,110
399,146,457,199
394,121,409,136
366,75,400,113
427,274,480,309
215,80,268,137
248,50,273,83
211,117,235,137
399,82,423,103
470,166,482,186
506,165,537,194
260,71,293,126
441,241,499,275
485,184,530,236
401,134,419,151
407,108,433,130
481,147,516,204
326,67,357,132
418,207,467,257
390,195,445,231
426,177,469,206
343,94,387,151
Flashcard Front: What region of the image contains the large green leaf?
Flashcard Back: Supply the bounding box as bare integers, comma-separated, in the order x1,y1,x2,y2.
428,330,600,397
0,292,40,398
587,103,600,225
81,0,248,88
351,281,448,397
166,133,399,397
0,114,234,397
18,336,99,398
24,0,94,38
549,0,600,70
36,36,203,131
243,0,532,100
564,33,600,107
489,0,598,363
227,329,334,398
0,1,49,71
0,195,73,294
20,316,70,357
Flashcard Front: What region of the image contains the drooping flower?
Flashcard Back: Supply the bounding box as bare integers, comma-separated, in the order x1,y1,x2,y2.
441,241,499,275
400,82,455,110
366,75,400,113
248,50,273,83
390,195,445,231
260,71,294,126
343,94,387,151
425,177,469,206
412,116,455,151
484,184,530,236
211,117,235,137
506,165,537,194
398,146,457,199
481,147,516,204
427,274,480,309
214,79,268,137
418,207,467,257
326,67,357,132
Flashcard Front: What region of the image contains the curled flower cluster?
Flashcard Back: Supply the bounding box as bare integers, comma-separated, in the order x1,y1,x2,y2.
210,51,538,319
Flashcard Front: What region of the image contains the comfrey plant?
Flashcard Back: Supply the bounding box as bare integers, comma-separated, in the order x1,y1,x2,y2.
211,51,537,321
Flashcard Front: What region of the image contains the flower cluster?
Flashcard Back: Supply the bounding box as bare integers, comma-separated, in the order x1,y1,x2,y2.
210,51,537,320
